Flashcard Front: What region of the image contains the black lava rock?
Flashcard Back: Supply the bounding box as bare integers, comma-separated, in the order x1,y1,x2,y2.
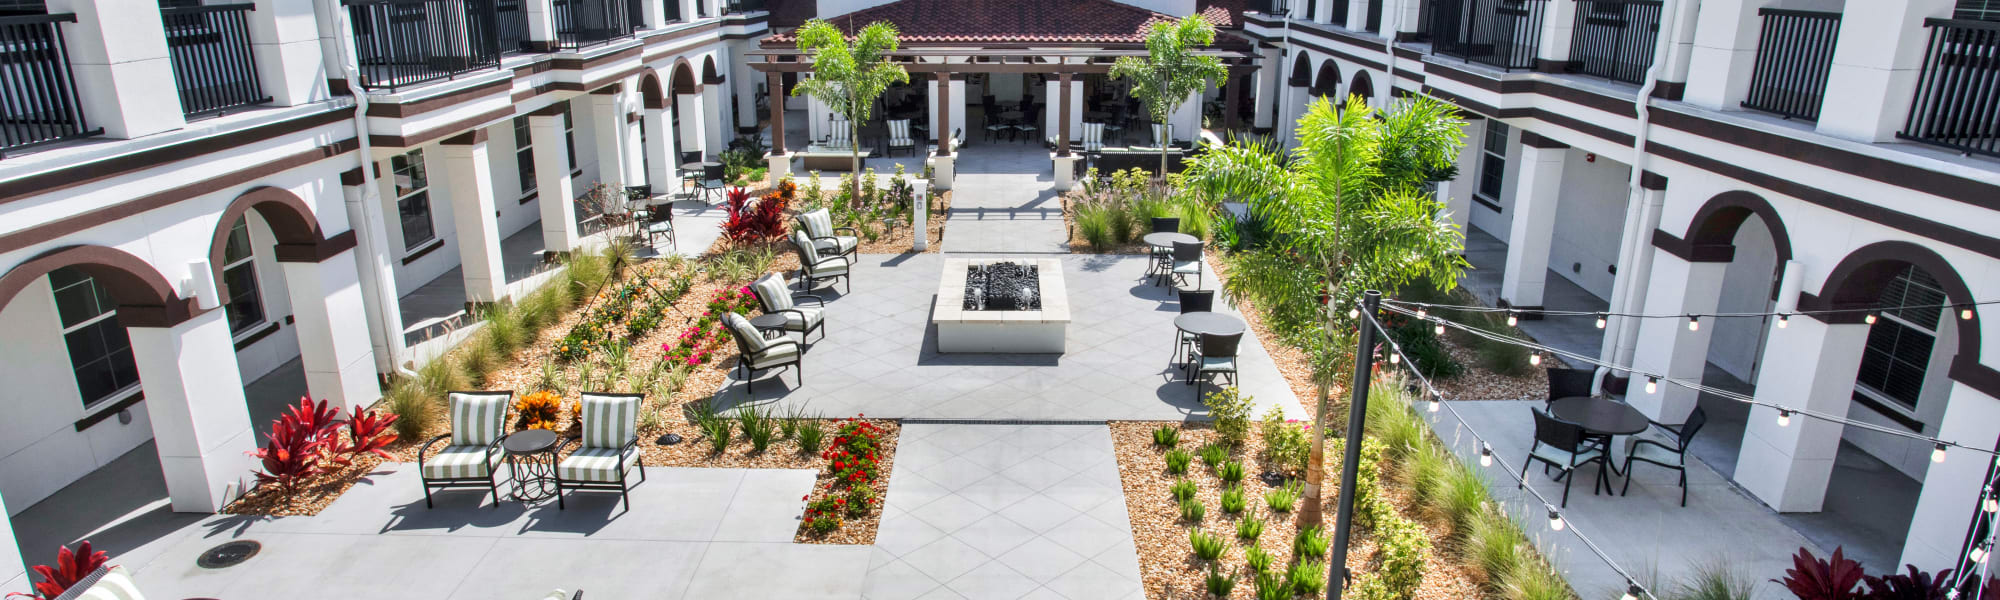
964,262,1041,311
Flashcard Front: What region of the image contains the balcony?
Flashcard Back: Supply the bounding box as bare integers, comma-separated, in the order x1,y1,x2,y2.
1900,18,2000,159
1430,0,1547,71
1739,9,1839,121
345,0,524,91
721,0,764,14
161,3,270,117
1567,0,1661,85
0,13,98,156
553,0,637,50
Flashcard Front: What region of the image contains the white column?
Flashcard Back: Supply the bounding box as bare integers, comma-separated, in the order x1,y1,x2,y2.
926,78,968,144
1814,0,1953,143
1395,0,1423,38
339,172,402,373
702,79,729,157
1626,251,1726,423
640,0,667,30
1439,119,1482,233
1316,0,1335,24
45,0,185,138
676,92,708,160
130,309,258,512
442,133,507,303
642,107,677,197
524,0,557,49
1900,380,2000,570
1253,49,1281,130
1170,93,1202,142
1346,0,1370,30
279,247,380,413
530,113,580,253
590,91,630,188
1683,0,1766,111
1538,0,1579,69
732,41,761,132
1738,313,1869,512
244,0,327,106
1499,138,1566,309
1654,0,1702,94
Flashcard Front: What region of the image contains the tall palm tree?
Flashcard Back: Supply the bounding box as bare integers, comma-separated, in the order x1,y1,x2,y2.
1111,15,1227,176
793,19,909,201
1181,93,1468,529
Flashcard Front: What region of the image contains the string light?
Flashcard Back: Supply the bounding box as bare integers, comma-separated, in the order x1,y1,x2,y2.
1963,307,1976,321
1478,443,1493,467
1933,443,1949,464
1971,542,1989,564
1417,307,1427,319
1622,582,1643,600
1389,351,1401,365
1983,487,1996,513
1595,313,1607,329
1433,320,1445,336
1644,376,1658,394
1428,393,1441,413
1529,353,1542,366
1381,297,2000,322
1777,314,1789,328
1506,312,1518,326
1865,313,1878,325
1687,315,1700,331
1777,409,1792,428
1547,507,1565,531
1349,308,1359,319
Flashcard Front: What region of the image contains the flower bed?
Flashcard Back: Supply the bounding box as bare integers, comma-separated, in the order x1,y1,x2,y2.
796,416,896,544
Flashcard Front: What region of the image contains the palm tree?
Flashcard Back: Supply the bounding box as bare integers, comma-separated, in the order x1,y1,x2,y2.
1111,15,1227,176
1180,93,1468,529
792,19,909,201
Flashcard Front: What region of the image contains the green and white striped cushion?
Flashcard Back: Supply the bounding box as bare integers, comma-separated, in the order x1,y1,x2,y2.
422,445,503,479
792,230,823,264
801,209,833,238
448,392,510,447
779,306,823,330
723,312,770,352
579,393,639,450
750,335,804,368
814,235,858,255
559,447,640,482
752,274,794,311
70,566,143,600
809,260,849,276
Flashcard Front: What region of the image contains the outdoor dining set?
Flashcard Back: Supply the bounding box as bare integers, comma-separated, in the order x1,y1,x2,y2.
1146,217,1242,392
1524,368,1707,507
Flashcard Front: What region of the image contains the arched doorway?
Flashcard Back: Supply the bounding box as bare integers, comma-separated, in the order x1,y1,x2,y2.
1347,70,1374,108
1312,60,1341,101
669,60,705,163
637,72,673,194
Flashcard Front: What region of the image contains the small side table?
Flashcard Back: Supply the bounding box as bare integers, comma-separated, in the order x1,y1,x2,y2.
748,313,789,340
502,429,560,503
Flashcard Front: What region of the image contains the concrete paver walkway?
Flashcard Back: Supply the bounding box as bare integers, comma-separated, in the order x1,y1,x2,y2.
866,424,1142,600
942,143,1068,254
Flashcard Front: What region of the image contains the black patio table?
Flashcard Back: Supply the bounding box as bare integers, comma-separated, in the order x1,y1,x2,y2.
502,429,560,503
1175,311,1244,339
1144,232,1198,284
1550,396,1649,476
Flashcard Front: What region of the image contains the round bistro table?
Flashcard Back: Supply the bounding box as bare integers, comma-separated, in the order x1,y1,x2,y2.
1548,396,1650,436
501,428,560,503
1175,311,1245,339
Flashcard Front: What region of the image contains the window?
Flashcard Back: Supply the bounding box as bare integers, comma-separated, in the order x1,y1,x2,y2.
1855,265,1948,411
50,268,141,408
1957,0,2000,22
665,0,681,22
1475,121,1509,205
391,149,436,251
562,101,578,175
219,218,265,334
514,116,536,195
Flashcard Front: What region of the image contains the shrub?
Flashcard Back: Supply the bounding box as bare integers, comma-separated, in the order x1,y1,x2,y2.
1366,379,1428,463
1255,570,1292,600
1772,547,1865,600
1165,448,1193,474
564,253,611,303
1370,518,1430,599
1293,525,1329,561
1432,459,1492,536
1501,559,1574,600
1671,561,1756,600
1219,486,1246,515
700,418,733,454
745,415,776,453
1179,497,1207,522
842,485,877,517
481,305,525,355
824,418,886,487
1218,460,1246,484
514,391,564,431
724,187,791,242
1152,424,1181,448
1076,204,1115,248
797,421,826,454
1202,387,1254,447
383,381,435,441
1170,478,1198,502
19,541,109,600
1244,544,1274,573
1236,515,1265,541
1287,559,1327,596
1107,201,1136,244
1464,510,1529,586
1264,480,1300,513
1382,311,1462,379
1198,442,1228,468
1188,528,1227,561
416,352,469,397
1260,407,1309,475
333,408,398,463
802,496,842,535
1204,565,1236,598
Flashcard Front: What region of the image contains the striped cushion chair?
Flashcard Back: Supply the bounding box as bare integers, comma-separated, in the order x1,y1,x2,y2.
53,566,144,600
886,119,916,156
788,229,852,294
417,390,512,508
1152,123,1175,147
723,311,805,394
750,273,826,341
556,392,646,511
793,208,858,262
826,121,852,150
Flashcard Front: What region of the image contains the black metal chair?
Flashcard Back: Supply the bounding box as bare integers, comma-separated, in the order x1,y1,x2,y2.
1169,241,1205,289
1148,217,1180,277
1174,289,1214,365
749,272,826,342
1187,331,1241,388
695,163,726,203
1546,367,1598,402
555,392,646,511
417,391,512,508
677,150,703,191
1623,406,1708,506
1522,408,1610,507
723,312,805,393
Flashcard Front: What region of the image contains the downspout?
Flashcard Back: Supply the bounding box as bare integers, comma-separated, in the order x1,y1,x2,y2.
1278,6,1294,144
328,0,417,379
1380,0,1401,108
1593,0,1683,392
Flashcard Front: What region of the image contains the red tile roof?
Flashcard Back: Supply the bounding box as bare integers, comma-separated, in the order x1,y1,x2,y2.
768,0,1236,44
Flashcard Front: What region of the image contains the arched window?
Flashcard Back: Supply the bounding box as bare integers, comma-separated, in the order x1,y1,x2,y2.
49,267,141,407
1855,265,1949,412
219,217,265,334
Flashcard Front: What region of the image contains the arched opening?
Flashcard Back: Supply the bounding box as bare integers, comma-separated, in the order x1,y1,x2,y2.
1347,70,1374,107
669,60,704,163
1311,60,1341,100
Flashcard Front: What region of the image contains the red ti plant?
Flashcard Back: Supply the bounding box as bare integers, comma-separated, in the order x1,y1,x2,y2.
1862,565,1951,600
8,541,109,599
249,420,327,496
722,187,790,242
1773,547,1866,600
282,397,343,446
331,407,399,465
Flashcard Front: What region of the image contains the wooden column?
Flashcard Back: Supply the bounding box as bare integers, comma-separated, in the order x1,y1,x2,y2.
767,71,787,154
1224,74,1244,133
1057,72,1073,157
935,71,952,156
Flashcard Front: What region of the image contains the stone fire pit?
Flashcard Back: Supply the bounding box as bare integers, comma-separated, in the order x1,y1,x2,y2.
932,258,1068,353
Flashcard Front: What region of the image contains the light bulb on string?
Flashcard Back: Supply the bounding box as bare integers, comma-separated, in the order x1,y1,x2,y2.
1428,393,1441,413
1622,582,1643,600
1963,307,1975,321
1417,307,1428,319
1972,542,1989,564
1984,486,1997,513
1479,443,1493,467
1349,308,1359,319
1547,507,1565,531
1434,320,1445,336
1932,443,1948,463
1595,313,1607,329
1506,312,1518,327
1776,409,1792,428
1777,314,1789,329
1865,313,1878,325
1645,376,1659,394
1687,315,1701,331
1529,353,1542,367
1389,351,1401,365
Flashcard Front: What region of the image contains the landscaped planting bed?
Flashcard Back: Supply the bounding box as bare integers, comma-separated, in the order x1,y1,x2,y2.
791,167,949,255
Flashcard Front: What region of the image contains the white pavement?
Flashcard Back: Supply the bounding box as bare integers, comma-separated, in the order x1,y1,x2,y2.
942,143,1069,254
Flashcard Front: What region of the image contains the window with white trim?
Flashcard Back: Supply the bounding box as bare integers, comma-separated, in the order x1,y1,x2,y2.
391,148,436,251
49,268,141,407
514,116,536,196
562,101,578,175
1855,265,1947,412
1475,121,1508,205
219,217,265,334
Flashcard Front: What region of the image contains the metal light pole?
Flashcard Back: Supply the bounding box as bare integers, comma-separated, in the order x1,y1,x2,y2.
1326,290,1379,599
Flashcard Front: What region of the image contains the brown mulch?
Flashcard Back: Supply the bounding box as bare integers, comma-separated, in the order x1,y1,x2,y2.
848,190,950,255
1204,251,1338,422
222,451,382,517
793,419,900,545
1110,422,1485,600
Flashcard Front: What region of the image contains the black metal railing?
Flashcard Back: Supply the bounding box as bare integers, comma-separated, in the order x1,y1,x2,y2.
1568,0,1661,84
722,0,763,14
347,0,507,91
495,0,528,54
1330,0,1348,23
161,3,268,117
554,0,635,49
664,0,681,22
1740,9,1839,121
0,13,97,156
1900,18,2000,158
1430,0,1546,70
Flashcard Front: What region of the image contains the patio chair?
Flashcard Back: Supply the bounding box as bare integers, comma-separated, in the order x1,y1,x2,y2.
826,122,853,149
556,392,646,511
1173,289,1215,365
418,391,512,508
51,565,143,600
723,311,805,393
677,150,703,185
1012,107,1039,143
749,272,826,342
631,190,675,251
886,119,916,156
1169,241,1205,290
794,208,859,262
1622,406,1708,506
694,163,726,204
1522,407,1609,507
1149,217,1180,277
788,229,852,293
1188,331,1241,388
1546,367,1598,402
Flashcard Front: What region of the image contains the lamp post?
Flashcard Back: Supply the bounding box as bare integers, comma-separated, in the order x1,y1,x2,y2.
1326,289,1379,599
